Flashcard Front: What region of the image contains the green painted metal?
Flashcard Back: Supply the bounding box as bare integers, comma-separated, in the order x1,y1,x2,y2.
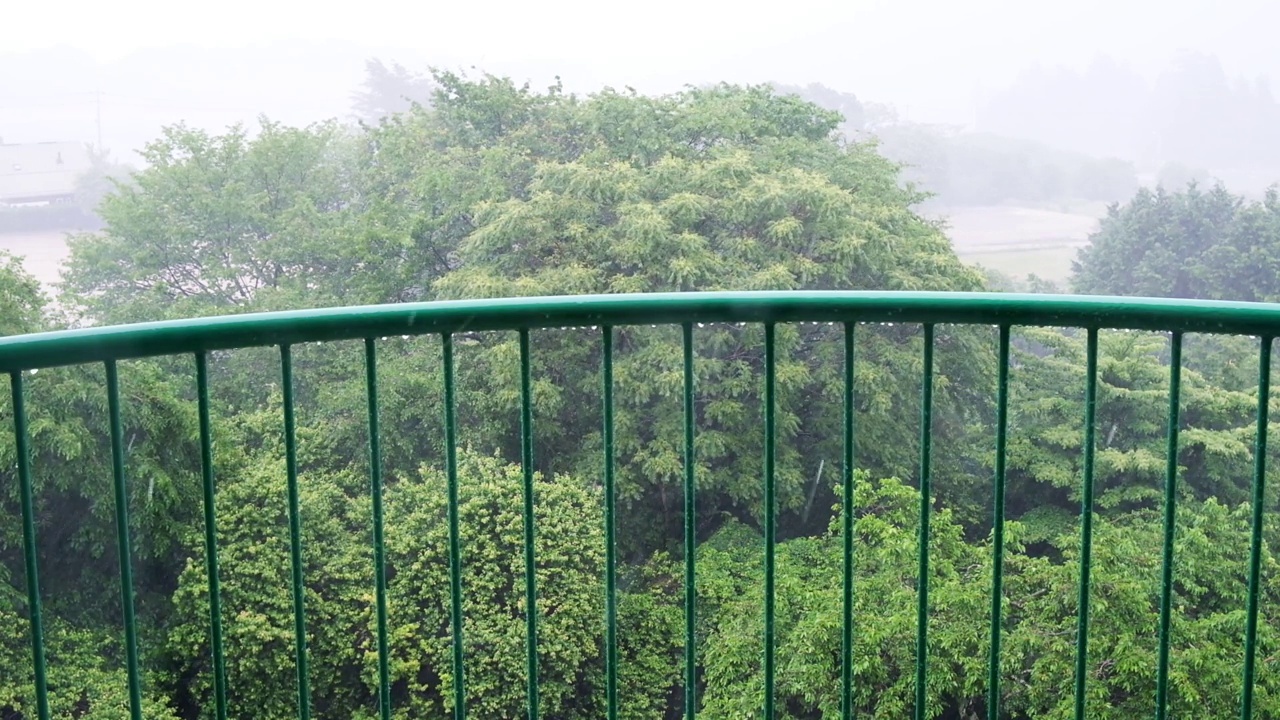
441,334,467,720
987,326,1010,720
365,340,392,720
11,371,50,720
602,327,619,720
518,330,540,720
280,346,312,720
195,353,228,720
1073,329,1099,720
682,322,697,720
7,292,1280,719
106,360,144,720
1241,336,1272,719
1154,333,1182,720
763,324,777,719
841,324,855,720
915,325,935,720
11,292,1280,372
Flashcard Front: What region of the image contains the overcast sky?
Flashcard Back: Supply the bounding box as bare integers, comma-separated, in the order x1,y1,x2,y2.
5,0,1280,151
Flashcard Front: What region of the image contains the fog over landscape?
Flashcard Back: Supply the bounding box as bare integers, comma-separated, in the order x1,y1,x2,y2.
5,0,1280,288
6,0,1280,154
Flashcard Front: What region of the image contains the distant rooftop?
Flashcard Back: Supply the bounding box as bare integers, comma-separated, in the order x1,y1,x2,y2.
0,141,92,204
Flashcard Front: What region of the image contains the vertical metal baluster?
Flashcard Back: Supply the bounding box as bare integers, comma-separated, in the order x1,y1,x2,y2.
365,340,392,720
763,324,777,719
841,324,856,720
280,346,311,720
1240,336,1271,720
12,371,50,720
519,330,540,720
195,353,228,720
914,325,935,720
106,360,143,720
1073,328,1099,720
602,327,619,720
1154,333,1183,720
683,322,697,720
442,333,467,720
987,326,1010,720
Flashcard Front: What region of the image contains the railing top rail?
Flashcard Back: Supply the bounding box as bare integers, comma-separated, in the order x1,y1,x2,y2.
2,291,1278,371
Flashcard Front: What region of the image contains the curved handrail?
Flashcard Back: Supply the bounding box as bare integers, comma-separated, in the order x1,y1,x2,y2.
4,289,1276,720
1,291,1279,371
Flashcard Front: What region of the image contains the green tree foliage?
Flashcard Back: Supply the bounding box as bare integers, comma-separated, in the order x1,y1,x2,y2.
0,251,47,336
1,595,178,719
1005,328,1268,524
61,120,364,323
1072,184,1280,302
1001,499,1280,719
698,475,989,718
769,82,865,138
700,476,1280,719
165,445,679,720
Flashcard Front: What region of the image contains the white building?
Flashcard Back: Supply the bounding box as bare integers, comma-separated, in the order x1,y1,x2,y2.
0,141,93,205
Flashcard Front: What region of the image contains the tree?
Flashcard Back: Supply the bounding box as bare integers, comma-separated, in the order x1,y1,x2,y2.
0,251,47,337
73,148,137,226
60,120,365,324
1072,184,1280,302
1003,328,1271,528
698,474,989,718
352,59,436,123
0,256,205,718
1155,162,1212,192
696,477,1280,718
770,82,865,138
64,75,996,552
166,441,679,720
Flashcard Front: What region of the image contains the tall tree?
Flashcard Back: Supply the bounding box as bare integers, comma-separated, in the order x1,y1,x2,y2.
351,58,436,123
1072,183,1280,302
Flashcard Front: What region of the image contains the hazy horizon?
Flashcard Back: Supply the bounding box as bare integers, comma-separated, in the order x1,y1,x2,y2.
6,0,1280,160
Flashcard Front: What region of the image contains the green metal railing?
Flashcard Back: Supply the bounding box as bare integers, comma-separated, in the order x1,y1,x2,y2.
2,290,1278,720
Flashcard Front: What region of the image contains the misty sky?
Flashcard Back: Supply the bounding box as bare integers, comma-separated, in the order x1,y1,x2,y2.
5,0,1280,154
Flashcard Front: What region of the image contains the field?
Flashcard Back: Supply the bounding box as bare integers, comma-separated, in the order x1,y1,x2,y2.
0,230,71,289
938,205,1104,284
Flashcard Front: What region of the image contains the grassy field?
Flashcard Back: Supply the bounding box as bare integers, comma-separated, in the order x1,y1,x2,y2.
959,244,1079,284
935,204,1103,285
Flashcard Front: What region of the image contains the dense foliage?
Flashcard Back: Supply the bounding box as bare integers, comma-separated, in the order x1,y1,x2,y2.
1073,183,1280,301
1,68,1278,719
